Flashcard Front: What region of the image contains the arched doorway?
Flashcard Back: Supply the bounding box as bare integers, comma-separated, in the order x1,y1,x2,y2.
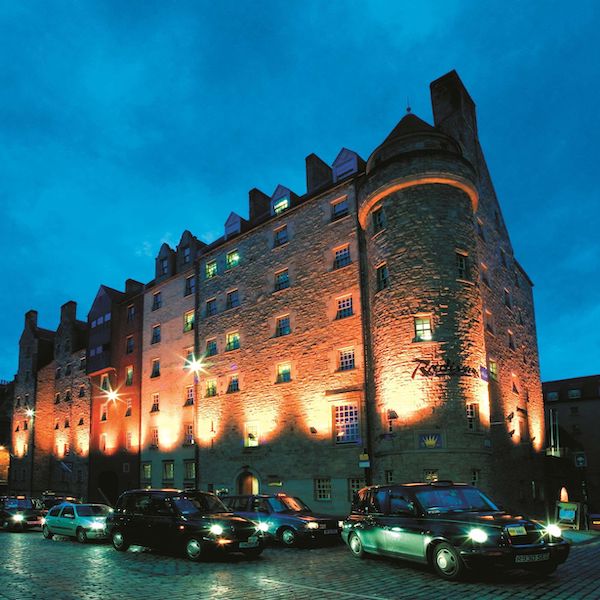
237,471,259,495
560,486,569,502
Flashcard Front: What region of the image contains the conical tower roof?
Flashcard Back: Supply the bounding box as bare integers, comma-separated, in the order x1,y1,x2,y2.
383,113,436,144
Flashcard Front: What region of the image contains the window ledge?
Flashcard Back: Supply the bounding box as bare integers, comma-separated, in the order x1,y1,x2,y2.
272,286,291,295
411,338,437,344
272,242,289,250
371,229,386,241
275,379,292,385
456,278,475,286
331,262,354,273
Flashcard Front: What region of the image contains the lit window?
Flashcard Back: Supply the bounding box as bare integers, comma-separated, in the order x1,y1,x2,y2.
126,336,134,354
334,403,359,444
480,263,490,287
414,317,432,342
226,289,240,309
331,198,349,221
227,374,240,393
336,296,354,319
160,258,169,275
275,315,291,337
484,310,495,335
226,250,240,270
150,427,159,448
126,366,133,386
338,348,355,371
142,462,152,481
205,379,217,397
503,288,512,309
151,393,160,413
152,292,162,311
226,331,240,352
184,348,194,368
162,461,174,481
125,398,132,417
126,432,132,450
568,389,582,399
489,360,498,381
184,275,195,296
205,298,217,317
100,374,110,391
205,260,217,279
184,386,194,406
508,330,516,350
314,478,332,501
274,269,289,291
127,305,135,322
276,363,292,383
333,246,351,269
372,207,385,233
244,422,259,447
273,196,289,215
150,359,161,378
466,403,480,431
184,423,194,445
183,310,195,332
348,478,365,501
184,460,196,482
456,252,469,280
183,246,191,264
274,225,288,247
376,264,389,291
151,325,161,344
205,339,217,357
424,469,439,483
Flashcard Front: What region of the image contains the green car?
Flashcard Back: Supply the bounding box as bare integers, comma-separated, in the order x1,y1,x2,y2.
341,481,570,581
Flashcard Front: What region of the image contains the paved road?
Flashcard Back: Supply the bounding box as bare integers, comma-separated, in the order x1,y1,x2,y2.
1,530,599,599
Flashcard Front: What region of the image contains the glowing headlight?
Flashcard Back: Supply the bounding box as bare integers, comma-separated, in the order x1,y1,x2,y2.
89,522,105,530
209,524,224,536
338,520,344,529
546,524,562,538
305,522,319,530
12,514,24,522
256,522,269,532
40,517,46,525
468,528,488,543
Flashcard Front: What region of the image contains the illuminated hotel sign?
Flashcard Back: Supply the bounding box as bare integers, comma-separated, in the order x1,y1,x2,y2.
411,358,479,379
418,433,442,449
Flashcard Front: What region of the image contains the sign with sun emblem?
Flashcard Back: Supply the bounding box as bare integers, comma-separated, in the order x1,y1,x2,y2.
418,433,442,449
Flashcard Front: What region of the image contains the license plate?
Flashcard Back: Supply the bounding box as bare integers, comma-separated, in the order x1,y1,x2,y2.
240,536,258,548
515,553,549,563
27,521,41,525
507,526,527,536
324,529,339,534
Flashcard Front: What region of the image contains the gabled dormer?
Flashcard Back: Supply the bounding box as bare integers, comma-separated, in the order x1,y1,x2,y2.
176,230,205,270
270,185,298,216
332,148,365,183
155,243,175,281
224,212,248,240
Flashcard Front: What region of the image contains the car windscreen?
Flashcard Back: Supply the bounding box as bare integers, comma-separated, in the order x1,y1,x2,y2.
5,499,33,510
76,505,111,517
267,496,311,513
415,488,498,513
173,494,228,516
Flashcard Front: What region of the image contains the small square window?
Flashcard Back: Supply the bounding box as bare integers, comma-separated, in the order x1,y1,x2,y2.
503,289,512,309
226,289,240,309
372,207,385,233
78,385,86,397
546,391,559,401
471,469,481,487
205,379,217,397
338,348,355,371
244,422,259,447
150,359,161,378
348,478,365,501
336,296,354,320
484,309,495,335
331,198,349,221
151,393,160,413
226,250,240,270
333,246,351,269
184,275,196,296
151,325,161,344
142,462,152,480
424,469,439,483
414,317,432,342
152,292,162,311
276,363,292,384
314,478,332,501
274,269,290,291
274,225,288,247
205,298,217,317
205,260,217,279
227,374,240,394
226,331,240,352
275,315,291,337
65,363,72,376
508,330,516,350
205,339,217,357
183,310,195,332
376,264,389,291
384,470,394,484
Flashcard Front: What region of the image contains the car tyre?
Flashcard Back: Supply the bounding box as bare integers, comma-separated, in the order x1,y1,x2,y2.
280,527,297,547
185,537,205,561
242,547,263,560
348,533,366,559
432,542,467,581
112,529,130,552
76,527,88,544
42,525,53,540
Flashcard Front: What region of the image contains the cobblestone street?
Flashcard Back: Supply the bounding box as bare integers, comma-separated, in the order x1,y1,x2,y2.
1,531,600,599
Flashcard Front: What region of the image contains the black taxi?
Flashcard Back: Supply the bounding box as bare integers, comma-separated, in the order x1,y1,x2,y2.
342,481,570,580
106,489,266,561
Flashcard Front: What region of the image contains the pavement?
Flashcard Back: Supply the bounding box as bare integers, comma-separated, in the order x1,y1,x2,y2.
1,529,600,599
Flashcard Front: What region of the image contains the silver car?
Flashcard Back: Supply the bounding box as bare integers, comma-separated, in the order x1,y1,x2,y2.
42,502,112,543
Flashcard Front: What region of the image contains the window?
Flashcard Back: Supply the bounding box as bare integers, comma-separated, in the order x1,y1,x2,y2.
338,348,355,371
183,246,191,264
477,219,485,240
126,336,134,354
508,330,516,350
79,385,86,397
226,289,240,309
244,422,259,447
184,423,194,445
162,461,174,482
274,269,289,291
333,245,351,269
125,366,133,386
150,427,159,448
151,325,161,344
466,403,480,431
314,478,332,501
205,379,217,397
226,250,240,270
141,462,152,481
79,357,86,370
336,295,354,319
414,316,432,342
480,263,490,287
226,331,240,351
183,310,195,332
150,393,160,413
227,374,240,393
500,248,507,268
126,432,132,450
334,403,360,444
100,408,107,422
184,348,194,368
65,363,72,376
471,469,480,487
184,275,195,296
546,391,559,401
205,298,217,317
503,288,512,309
160,258,169,275
100,434,107,452
184,460,196,482
100,374,110,391
484,309,495,335
64,390,71,402
512,380,519,394
568,389,582,399
331,198,349,221
184,386,194,406
276,363,292,383
376,264,389,291
456,252,469,280
274,225,288,247
205,338,217,357
205,260,217,279
272,196,289,215
489,359,498,381
55,367,61,380
127,304,135,322
55,393,60,405
424,469,439,483
275,315,291,337
152,292,162,311
150,359,161,378
372,207,385,233
348,478,366,501
385,470,394,484
125,398,132,417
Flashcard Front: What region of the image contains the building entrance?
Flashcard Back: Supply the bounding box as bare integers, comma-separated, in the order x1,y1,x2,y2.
237,471,259,494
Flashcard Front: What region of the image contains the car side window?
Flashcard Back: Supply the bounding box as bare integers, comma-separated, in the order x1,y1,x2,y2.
227,498,245,511
61,506,75,518
251,499,270,513
353,489,368,514
131,494,153,515
369,490,388,514
389,492,415,515
149,497,174,516
48,506,61,517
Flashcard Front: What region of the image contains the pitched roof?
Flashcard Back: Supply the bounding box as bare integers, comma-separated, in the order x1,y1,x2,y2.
383,113,436,144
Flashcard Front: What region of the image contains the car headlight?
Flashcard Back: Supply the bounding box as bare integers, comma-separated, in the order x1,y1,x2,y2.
89,522,105,530
468,528,488,543
338,520,344,529
256,522,269,532
41,517,46,525
546,524,562,538
305,522,319,530
210,524,224,536
12,514,24,522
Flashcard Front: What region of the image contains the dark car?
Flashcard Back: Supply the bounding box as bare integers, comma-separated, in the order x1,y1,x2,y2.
342,481,570,580
38,494,81,516
106,489,265,561
0,496,43,531
222,493,341,546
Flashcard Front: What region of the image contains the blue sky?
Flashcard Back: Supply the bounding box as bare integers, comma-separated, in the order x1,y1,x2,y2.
0,0,598,382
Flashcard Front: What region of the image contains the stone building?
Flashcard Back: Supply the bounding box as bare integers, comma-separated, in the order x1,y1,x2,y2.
0,380,14,492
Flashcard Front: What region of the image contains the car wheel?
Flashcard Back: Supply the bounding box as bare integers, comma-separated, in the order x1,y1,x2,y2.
185,537,204,561
76,528,88,544
42,525,53,540
280,527,297,547
348,533,366,559
432,542,467,581
526,561,558,577
112,529,130,552
242,547,263,560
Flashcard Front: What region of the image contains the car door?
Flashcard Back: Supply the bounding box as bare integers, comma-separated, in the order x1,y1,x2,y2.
45,506,62,534
59,505,76,536
146,496,178,550
127,493,153,547
359,490,389,554
385,490,427,562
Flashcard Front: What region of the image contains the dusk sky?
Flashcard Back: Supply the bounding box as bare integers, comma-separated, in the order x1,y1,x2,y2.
0,1,598,382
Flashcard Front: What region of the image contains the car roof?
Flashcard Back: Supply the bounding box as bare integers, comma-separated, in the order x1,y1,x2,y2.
363,482,474,492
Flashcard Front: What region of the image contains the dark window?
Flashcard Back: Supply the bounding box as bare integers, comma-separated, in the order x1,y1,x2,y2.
205,299,217,317
456,253,469,280
152,292,162,311
333,246,351,269
205,339,217,357
274,226,288,247
65,363,72,376
331,198,349,221
184,276,195,297
151,325,161,344
274,270,289,291
275,316,291,337
151,360,161,378
126,336,134,354
373,207,385,233
226,290,240,309
376,264,389,291
127,304,135,322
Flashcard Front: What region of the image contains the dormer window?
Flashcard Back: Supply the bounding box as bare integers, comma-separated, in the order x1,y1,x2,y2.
272,196,289,215
183,246,191,264
160,258,169,275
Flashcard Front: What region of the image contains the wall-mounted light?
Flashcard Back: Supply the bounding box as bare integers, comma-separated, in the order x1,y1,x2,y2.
506,412,514,422
310,427,317,434
508,429,516,437
387,410,399,420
